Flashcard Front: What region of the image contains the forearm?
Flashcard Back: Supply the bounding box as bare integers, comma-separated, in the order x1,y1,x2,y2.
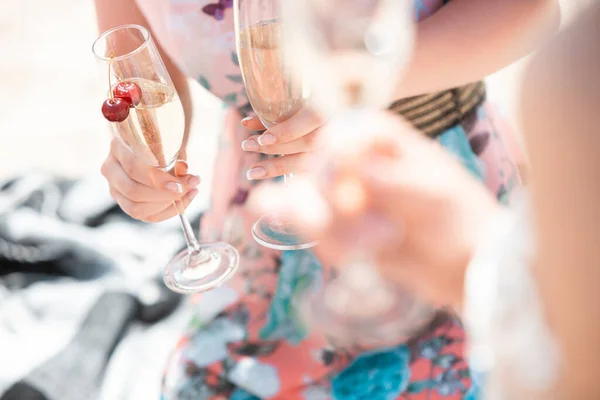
396,0,560,98
521,6,600,396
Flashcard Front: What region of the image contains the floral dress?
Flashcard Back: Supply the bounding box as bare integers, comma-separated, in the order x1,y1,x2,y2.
135,0,523,399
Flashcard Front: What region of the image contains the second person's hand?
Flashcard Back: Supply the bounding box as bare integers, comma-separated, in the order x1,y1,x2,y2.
249,111,503,308
240,108,324,180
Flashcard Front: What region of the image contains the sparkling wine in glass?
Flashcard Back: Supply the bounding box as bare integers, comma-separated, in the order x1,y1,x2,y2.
93,24,239,294
282,0,434,346
234,0,318,251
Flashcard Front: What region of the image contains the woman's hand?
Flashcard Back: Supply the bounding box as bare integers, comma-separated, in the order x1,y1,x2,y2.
240,108,324,180
250,111,503,307
101,138,201,222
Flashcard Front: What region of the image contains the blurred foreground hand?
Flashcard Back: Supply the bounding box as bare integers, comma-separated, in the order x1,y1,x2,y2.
250,110,503,307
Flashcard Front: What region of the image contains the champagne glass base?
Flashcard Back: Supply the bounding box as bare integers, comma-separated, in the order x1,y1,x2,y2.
299,282,434,347
163,242,240,294
252,215,318,251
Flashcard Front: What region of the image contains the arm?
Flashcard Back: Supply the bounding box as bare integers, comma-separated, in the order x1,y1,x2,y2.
396,0,561,98
94,0,194,155
521,5,600,397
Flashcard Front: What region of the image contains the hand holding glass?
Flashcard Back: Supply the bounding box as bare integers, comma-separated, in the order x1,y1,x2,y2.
234,0,318,251
93,25,239,293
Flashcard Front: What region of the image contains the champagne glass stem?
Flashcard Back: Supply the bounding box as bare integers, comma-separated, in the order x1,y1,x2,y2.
172,200,212,263
166,166,204,255
175,204,201,251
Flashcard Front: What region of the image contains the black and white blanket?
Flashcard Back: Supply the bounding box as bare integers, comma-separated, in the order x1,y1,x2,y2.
0,172,202,400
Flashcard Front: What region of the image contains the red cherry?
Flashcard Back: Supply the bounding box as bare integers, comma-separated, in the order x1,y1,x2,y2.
113,81,142,107
101,98,130,122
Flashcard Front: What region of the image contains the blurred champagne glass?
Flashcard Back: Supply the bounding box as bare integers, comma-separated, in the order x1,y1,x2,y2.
281,0,433,345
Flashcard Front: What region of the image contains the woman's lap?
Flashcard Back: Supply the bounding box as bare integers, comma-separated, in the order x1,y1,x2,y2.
160,103,520,400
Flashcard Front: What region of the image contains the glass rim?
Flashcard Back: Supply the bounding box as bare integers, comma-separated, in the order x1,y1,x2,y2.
92,24,151,62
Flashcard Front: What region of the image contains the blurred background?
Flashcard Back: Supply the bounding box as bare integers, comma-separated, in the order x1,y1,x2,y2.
0,0,590,399
0,0,589,180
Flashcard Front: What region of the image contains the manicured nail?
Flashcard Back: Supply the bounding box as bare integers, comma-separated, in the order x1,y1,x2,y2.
246,166,267,180
166,182,183,193
174,160,188,177
242,139,259,151
241,116,253,127
187,175,201,187
177,160,189,170
258,133,276,146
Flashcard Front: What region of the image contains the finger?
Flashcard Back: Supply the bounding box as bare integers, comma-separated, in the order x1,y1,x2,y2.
105,157,198,203
109,186,172,221
145,189,199,223
241,129,320,155
319,110,416,166
259,107,322,145
111,138,196,191
245,153,311,180
102,154,201,201
241,115,266,131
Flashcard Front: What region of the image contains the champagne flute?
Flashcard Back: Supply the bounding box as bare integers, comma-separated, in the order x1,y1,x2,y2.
92,25,239,294
234,0,318,251
282,0,434,346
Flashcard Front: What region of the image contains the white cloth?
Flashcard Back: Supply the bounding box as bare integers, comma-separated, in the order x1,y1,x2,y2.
464,194,560,399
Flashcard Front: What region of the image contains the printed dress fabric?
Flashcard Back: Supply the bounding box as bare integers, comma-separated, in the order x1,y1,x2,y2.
135,0,523,398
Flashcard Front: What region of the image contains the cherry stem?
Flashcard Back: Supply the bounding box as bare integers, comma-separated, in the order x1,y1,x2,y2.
108,50,115,100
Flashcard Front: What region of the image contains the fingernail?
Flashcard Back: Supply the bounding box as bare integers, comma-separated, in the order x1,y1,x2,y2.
258,133,276,146
174,160,189,177
242,139,259,151
241,116,253,127
187,175,201,187
177,160,189,170
246,166,267,180
166,182,184,193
